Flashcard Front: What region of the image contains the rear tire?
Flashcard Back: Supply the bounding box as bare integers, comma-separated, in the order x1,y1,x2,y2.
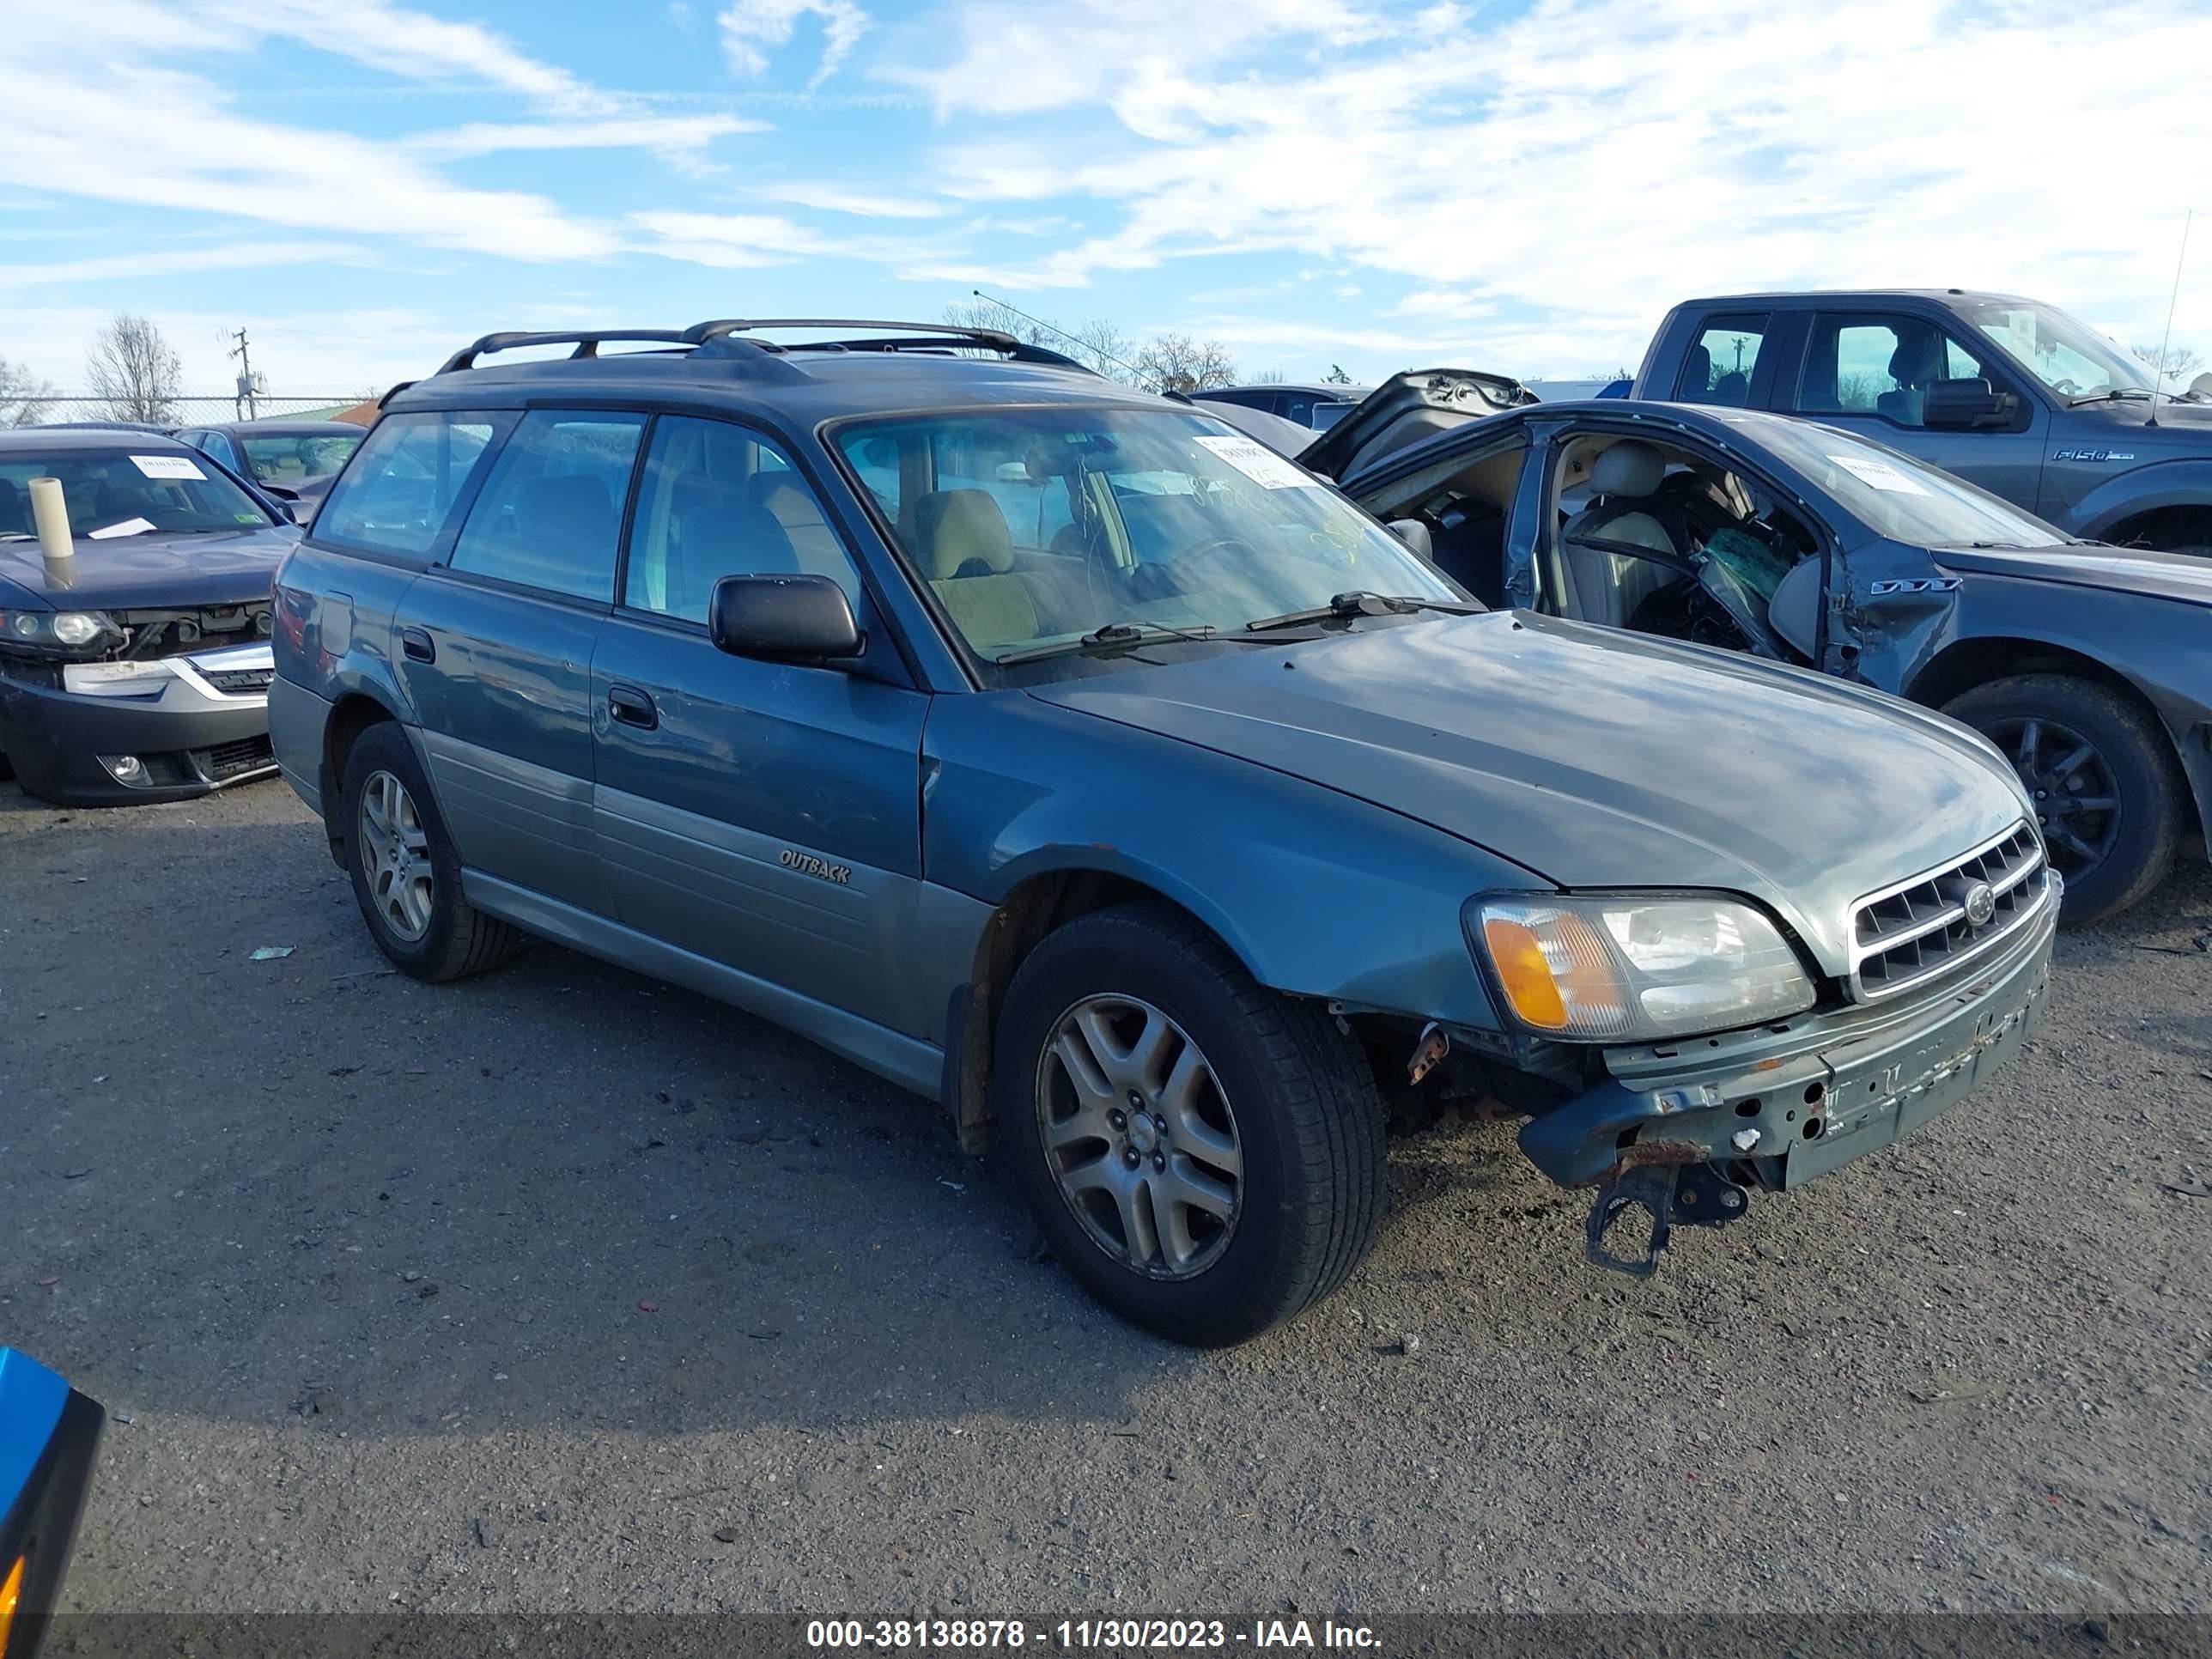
1943,674,2185,925
993,902,1386,1346
337,720,523,981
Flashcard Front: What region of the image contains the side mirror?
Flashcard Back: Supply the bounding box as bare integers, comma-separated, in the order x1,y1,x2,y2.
708,574,862,664
1923,377,2018,430
1387,518,1433,560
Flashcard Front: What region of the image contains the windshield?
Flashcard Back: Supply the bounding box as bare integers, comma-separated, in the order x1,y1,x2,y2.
831,406,1458,663
0,448,274,539
1963,299,2154,399
239,431,362,485
1747,417,2063,549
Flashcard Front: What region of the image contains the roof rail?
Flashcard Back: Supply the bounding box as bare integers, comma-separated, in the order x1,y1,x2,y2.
683,319,1094,374
426,319,1097,381
434,329,693,375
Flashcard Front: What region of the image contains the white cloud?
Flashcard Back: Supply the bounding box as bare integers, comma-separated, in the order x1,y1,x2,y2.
896,0,2212,367
751,182,950,218
0,241,374,291
408,115,764,160
720,0,871,89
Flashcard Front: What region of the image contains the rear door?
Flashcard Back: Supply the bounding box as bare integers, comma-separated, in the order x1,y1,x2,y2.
394,408,646,913
1784,310,2047,505
589,413,933,1036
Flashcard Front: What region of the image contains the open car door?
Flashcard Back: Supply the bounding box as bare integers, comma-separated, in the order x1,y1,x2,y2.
1297,368,1537,482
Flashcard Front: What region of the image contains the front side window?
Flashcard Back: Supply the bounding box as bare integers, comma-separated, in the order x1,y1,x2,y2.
448,411,646,602
1676,316,1767,406
624,416,863,623
0,447,275,539
830,406,1457,663
315,411,502,558
1795,316,1990,427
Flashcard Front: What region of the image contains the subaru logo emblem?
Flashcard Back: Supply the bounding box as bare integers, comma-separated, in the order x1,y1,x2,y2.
1963,882,1996,927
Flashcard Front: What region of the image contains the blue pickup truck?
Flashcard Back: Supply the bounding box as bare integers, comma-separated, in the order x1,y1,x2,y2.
1632,290,2210,556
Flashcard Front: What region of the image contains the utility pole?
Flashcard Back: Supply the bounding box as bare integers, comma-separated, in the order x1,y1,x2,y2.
228,328,257,421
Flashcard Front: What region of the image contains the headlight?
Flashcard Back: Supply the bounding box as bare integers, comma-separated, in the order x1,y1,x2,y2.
1469,894,1815,1041
0,610,120,656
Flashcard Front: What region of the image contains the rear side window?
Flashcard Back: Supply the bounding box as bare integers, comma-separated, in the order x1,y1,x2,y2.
1675,315,1767,406
315,411,503,558
448,411,647,603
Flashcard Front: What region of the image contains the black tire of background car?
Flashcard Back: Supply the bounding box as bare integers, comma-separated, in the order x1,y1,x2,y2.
339,720,524,981
992,900,1387,1346
1944,673,2185,926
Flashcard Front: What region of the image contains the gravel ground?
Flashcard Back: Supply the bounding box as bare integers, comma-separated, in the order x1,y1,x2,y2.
3,775,2209,1620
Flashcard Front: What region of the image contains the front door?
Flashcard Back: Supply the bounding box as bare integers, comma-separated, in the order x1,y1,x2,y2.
589,414,933,1036
395,408,646,913
1786,311,2048,507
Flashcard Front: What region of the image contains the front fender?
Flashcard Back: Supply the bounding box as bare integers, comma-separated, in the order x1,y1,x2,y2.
2071,459,2212,541
924,690,1541,1030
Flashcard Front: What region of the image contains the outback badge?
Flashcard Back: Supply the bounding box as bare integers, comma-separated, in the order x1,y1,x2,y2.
780,848,853,885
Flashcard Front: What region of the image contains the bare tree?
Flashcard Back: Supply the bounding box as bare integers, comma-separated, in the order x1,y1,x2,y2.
1063,318,1143,385
0,356,58,427
1249,368,1286,385
1133,332,1238,393
1322,363,1353,385
942,297,1053,346
86,314,184,424
2133,342,2206,386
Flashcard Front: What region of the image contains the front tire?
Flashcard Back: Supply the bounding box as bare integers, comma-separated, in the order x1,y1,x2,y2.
1943,674,2185,924
993,902,1386,1346
338,721,522,981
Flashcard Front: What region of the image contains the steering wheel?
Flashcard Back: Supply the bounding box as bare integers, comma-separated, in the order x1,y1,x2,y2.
1128,537,1259,599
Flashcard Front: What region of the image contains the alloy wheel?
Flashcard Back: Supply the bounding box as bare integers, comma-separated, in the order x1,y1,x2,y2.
1992,715,2120,879
357,769,434,943
1034,994,1243,1279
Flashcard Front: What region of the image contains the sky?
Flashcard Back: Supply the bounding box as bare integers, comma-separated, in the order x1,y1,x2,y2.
3,0,2209,398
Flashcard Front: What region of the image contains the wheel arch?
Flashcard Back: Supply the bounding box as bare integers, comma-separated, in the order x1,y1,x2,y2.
944,866,1251,1156
319,690,406,860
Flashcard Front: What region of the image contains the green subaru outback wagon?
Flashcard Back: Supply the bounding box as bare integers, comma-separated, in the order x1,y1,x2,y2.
270,319,2058,1345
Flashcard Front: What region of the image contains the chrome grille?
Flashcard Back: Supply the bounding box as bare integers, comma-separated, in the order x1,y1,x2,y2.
1849,823,2051,1001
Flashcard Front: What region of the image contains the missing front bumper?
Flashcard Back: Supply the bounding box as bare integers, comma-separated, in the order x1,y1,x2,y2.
1519,887,2058,1194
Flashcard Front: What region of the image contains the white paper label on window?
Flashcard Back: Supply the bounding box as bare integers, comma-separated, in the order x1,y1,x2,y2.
1194,434,1319,489
88,516,156,539
130,454,206,481
1826,453,1931,495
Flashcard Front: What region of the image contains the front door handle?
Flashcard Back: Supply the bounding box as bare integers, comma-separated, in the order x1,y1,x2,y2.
608,684,658,730
398,626,434,664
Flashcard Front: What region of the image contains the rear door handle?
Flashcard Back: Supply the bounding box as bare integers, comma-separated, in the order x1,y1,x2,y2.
608,684,658,730
398,626,434,664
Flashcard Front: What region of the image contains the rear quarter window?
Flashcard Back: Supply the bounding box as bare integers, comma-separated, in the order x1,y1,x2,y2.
313,410,509,560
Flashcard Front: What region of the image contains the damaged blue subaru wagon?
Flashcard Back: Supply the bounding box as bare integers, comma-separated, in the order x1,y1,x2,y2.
269,319,2058,1345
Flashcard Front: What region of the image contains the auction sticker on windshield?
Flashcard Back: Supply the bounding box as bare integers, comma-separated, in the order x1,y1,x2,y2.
1194,434,1319,490
131,454,206,481
1826,453,1931,495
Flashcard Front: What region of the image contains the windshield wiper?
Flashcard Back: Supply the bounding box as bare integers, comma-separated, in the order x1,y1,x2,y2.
1243,592,1484,634
994,619,1225,665
2067,388,2154,406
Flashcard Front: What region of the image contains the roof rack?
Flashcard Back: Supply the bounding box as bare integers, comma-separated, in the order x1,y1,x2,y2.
429,319,1096,379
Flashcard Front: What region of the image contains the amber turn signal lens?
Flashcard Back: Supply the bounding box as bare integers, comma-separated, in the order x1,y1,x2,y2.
0,1553,25,1656
1482,916,1569,1029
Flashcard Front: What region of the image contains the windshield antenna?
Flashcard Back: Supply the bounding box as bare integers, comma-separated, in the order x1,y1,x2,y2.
970,288,1164,391
2147,209,2192,429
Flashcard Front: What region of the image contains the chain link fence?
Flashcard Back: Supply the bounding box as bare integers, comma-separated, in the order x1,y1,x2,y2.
7,394,372,428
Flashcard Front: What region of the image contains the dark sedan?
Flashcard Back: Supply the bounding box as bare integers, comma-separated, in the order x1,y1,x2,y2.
0,430,297,804
173,419,364,520
1314,388,2212,923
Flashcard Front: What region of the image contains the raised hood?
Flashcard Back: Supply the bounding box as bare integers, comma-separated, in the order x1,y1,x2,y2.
1030,612,2033,976
1297,368,1536,482
0,526,292,611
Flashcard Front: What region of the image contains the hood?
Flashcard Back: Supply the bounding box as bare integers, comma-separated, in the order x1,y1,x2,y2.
1297,368,1536,482
1935,541,2212,606
2073,393,2212,439
1188,398,1317,458
0,526,294,611
1030,612,2031,976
